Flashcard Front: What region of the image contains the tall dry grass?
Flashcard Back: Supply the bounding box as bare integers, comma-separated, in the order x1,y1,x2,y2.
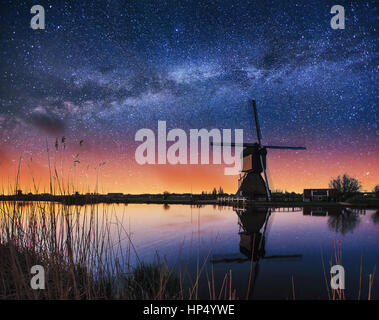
0,200,239,300
321,233,376,300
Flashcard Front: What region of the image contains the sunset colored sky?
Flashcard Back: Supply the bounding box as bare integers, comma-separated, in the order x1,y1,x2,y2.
0,1,378,194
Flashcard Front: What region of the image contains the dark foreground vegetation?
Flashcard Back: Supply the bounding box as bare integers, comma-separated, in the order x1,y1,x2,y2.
0,202,199,300
0,241,180,299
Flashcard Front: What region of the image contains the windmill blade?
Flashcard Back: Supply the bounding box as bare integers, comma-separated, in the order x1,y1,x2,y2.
262,208,272,237
210,142,256,147
265,160,275,199
210,254,249,264
264,145,306,150
259,208,272,251
260,154,271,201
252,100,262,145
262,209,274,248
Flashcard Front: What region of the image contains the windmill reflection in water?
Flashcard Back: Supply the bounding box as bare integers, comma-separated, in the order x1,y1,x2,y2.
211,207,302,298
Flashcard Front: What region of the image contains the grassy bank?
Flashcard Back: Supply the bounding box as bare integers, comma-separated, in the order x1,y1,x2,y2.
0,201,178,299
0,201,232,300
0,240,181,299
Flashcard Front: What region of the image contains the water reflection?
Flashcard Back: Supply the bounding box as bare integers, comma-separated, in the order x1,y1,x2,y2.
327,209,362,235
211,207,270,263
207,206,377,298
211,206,303,298
237,207,269,261
371,210,379,224
1,201,378,299
212,207,307,263
303,207,364,235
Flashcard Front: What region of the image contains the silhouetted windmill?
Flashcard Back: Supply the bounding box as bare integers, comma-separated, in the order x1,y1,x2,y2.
213,100,306,200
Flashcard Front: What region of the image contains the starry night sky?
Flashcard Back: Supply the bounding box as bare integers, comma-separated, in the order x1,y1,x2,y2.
0,0,378,193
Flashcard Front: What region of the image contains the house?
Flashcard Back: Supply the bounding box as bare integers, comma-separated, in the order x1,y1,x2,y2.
303,189,337,202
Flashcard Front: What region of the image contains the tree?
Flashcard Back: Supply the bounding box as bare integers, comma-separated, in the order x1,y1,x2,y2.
373,185,379,198
329,174,362,200
163,191,170,200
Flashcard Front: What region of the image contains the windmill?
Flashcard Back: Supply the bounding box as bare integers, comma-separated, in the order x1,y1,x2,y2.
213,100,306,200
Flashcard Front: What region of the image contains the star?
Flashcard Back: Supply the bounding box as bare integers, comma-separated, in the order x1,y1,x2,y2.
0,0,377,192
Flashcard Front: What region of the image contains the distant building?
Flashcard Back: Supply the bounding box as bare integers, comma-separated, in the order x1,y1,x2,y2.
303,189,337,202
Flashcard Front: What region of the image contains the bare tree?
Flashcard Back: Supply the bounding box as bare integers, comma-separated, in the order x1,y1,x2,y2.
329,174,362,200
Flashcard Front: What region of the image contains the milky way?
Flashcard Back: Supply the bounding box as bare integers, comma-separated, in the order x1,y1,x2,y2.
0,0,378,193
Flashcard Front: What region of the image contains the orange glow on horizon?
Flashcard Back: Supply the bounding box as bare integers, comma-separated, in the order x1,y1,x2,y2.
0,144,378,195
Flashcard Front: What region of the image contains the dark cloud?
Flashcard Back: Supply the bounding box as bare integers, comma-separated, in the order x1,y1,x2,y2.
30,108,65,134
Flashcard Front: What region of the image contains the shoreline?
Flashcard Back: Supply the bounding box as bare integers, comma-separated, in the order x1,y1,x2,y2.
1,195,378,208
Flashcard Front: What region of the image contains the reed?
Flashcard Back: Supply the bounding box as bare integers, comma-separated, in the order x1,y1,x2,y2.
0,201,193,299
0,199,237,300
320,231,375,300
0,142,238,300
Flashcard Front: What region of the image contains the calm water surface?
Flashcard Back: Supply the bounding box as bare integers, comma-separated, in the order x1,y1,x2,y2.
106,204,379,299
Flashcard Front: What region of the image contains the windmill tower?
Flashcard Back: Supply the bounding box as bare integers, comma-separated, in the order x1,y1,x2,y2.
214,100,306,200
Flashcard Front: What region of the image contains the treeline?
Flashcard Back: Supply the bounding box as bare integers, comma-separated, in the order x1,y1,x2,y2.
201,187,227,195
